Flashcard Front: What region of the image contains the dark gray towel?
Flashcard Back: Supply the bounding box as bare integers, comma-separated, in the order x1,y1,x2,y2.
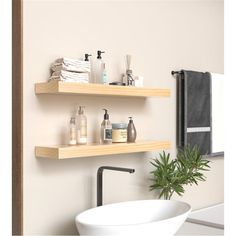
177,70,212,155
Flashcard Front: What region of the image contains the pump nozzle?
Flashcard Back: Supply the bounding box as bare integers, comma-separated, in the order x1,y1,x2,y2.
78,106,85,115
103,109,109,120
97,51,105,59
85,54,92,61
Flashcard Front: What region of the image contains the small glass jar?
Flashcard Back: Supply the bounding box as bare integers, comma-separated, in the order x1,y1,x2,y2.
112,123,128,143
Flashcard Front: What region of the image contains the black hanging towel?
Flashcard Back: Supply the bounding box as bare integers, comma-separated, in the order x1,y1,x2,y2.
175,70,212,155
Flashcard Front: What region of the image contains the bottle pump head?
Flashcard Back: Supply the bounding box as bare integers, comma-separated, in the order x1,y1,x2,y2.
85,54,92,61
128,117,133,122
103,109,109,120
78,106,85,115
97,50,105,59
70,117,76,124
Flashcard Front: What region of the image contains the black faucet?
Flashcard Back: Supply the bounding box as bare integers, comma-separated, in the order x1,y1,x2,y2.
97,166,135,206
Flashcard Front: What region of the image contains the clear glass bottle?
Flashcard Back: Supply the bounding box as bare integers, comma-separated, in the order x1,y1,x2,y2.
69,117,76,146
76,106,87,145
84,53,92,83
93,50,105,83
100,109,112,144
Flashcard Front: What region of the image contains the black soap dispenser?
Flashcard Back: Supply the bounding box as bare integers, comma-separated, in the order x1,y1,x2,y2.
127,117,137,142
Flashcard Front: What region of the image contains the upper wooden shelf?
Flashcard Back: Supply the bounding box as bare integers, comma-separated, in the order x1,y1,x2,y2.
35,81,171,98
35,140,171,159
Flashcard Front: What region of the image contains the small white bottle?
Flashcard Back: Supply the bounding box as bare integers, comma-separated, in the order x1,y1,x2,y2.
69,117,77,146
76,106,87,145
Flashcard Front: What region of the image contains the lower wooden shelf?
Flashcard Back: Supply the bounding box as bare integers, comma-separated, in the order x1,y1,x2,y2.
35,140,171,159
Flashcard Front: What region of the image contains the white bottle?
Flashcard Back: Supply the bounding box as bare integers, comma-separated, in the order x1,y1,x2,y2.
93,50,105,83
76,106,87,145
69,117,77,146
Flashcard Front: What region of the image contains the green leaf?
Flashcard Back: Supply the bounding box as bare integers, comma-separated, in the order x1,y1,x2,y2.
149,146,211,199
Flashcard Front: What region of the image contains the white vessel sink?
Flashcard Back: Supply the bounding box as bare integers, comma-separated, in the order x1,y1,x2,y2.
75,200,191,236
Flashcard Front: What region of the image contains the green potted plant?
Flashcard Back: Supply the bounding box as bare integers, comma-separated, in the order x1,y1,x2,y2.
150,145,211,200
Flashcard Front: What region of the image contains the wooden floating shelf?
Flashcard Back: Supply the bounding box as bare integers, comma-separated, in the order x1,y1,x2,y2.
35,81,171,97
35,140,171,159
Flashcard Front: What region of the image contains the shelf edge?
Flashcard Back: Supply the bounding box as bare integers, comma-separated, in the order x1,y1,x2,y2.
35,141,171,159
35,81,171,97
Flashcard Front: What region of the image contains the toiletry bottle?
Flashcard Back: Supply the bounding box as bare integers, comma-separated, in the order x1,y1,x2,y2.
69,117,77,145
127,117,137,142
102,63,108,84
134,75,144,87
93,50,105,83
76,106,87,145
85,54,92,83
100,109,112,144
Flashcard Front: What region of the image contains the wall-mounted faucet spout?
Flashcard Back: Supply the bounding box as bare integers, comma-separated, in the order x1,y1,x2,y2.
97,166,135,206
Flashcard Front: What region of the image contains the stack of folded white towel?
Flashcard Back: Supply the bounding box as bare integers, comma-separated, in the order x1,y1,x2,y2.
49,57,90,83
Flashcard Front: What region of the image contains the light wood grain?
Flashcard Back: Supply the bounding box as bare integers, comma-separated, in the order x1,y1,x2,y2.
35,81,171,97
35,140,171,159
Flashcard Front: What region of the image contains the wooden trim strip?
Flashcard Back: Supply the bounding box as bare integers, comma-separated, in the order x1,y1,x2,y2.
12,0,23,234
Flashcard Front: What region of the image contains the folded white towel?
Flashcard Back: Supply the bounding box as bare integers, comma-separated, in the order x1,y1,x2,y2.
51,57,91,73
49,77,89,83
55,57,90,67
49,69,89,83
52,70,89,80
51,63,90,73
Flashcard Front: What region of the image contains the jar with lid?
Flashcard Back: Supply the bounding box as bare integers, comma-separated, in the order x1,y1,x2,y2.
112,123,127,143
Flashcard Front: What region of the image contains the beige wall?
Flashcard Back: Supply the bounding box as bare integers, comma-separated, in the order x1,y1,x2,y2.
23,0,224,235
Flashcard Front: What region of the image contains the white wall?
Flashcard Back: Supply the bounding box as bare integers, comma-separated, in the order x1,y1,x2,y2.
23,0,224,234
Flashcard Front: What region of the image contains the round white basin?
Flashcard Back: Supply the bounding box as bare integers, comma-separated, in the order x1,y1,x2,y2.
75,200,191,236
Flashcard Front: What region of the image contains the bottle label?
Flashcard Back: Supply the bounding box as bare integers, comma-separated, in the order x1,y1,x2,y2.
112,129,127,142
80,126,87,136
77,128,87,143
102,72,108,84
69,127,76,145
70,128,76,140
104,128,112,140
